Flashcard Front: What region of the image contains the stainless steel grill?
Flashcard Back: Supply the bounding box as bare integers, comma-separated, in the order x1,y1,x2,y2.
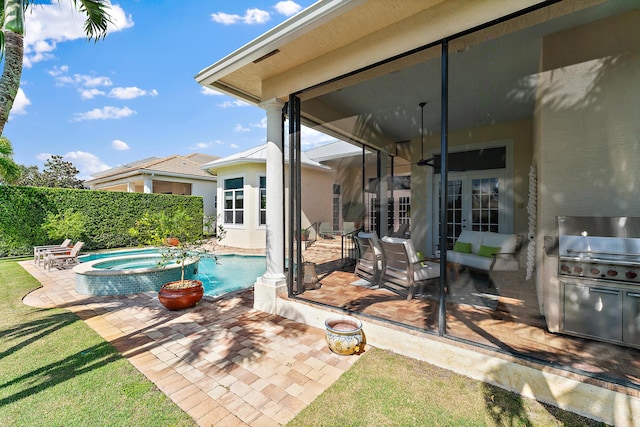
555,216,640,349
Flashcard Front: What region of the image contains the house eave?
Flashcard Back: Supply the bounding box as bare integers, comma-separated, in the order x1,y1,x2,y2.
194,0,365,97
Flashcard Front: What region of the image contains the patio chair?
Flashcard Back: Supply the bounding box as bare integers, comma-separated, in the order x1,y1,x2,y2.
319,222,336,239
44,241,84,271
354,232,384,286
33,239,72,265
343,222,356,235
380,236,439,300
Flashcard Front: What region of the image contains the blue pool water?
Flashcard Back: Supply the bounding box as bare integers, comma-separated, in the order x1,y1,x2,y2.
79,249,265,297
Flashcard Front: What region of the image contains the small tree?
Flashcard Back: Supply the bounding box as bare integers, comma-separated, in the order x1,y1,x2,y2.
42,208,88,242
0,136,19,184
39,155,85,189
128,209,225,287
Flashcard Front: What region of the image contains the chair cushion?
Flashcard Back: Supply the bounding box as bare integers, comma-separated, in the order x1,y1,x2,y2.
477,245,500,258
415,261,440,281
456,230,485,254
481,232,517,256
453,241,472,253
381,236,420,264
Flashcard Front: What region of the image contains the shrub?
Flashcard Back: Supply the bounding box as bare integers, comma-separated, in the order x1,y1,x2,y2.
0,186,203,257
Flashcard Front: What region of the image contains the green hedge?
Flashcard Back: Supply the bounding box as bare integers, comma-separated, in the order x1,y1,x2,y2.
0,186,203,257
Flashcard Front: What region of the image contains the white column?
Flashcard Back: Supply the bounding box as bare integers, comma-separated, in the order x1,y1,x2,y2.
143,175,153,193
254,98,287,314
127,180,135,192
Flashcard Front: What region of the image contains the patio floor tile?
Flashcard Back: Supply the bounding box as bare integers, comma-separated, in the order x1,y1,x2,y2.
19,258,357,426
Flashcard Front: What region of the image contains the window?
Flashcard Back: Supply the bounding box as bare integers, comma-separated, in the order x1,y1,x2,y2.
259,176,266,226
224,177,244,225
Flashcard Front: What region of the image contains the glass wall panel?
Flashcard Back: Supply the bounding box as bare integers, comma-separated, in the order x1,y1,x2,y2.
444,0,640,385
292,0,638,386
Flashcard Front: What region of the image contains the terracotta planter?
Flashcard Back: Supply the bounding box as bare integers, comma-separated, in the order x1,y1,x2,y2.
324,316,365,355
164,237,180,247
158,280,203,310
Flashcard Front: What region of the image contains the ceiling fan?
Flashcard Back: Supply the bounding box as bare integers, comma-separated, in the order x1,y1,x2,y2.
417,101,435,167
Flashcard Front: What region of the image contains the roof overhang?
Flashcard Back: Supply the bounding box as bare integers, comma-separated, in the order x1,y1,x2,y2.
195,0,365,105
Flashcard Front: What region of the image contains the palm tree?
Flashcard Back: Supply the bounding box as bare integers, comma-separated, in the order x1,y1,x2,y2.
0,0,112,135
0,135,19,183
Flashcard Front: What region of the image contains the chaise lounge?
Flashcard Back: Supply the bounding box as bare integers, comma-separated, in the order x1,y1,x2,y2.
43,241,84,271
33,238,72,266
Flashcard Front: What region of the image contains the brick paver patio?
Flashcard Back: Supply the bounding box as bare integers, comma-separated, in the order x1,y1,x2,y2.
20,259,357,426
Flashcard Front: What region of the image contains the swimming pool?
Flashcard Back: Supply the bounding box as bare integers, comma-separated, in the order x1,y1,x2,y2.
74,249,266,297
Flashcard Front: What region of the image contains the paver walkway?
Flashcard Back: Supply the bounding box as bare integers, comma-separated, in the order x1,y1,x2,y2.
20,260,357,426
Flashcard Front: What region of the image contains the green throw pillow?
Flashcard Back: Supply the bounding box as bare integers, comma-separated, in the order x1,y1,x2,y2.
478,245,501,257
453,241,472,253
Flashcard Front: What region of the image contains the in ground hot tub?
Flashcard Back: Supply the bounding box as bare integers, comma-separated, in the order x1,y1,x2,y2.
73,254,198,296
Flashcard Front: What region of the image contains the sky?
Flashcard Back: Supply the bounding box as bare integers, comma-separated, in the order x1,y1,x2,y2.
4,0,332,180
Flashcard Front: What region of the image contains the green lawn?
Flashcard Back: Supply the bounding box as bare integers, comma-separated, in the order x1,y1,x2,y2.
0,260,195,427
289,347,608,427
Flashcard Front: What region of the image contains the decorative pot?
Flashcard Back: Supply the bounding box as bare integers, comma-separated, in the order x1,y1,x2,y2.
158,280,203,310
324,316,365,355
164,237,180,247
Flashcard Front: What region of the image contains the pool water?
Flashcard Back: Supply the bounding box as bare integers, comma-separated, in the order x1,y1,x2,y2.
79,249,266,297
198,255,266,297
79,248,158,262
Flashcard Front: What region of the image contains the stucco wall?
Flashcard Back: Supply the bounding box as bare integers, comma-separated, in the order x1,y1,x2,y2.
537,9,640,237
215,164,266,249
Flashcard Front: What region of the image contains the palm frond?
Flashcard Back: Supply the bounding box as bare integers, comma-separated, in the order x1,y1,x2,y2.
73,0,113,41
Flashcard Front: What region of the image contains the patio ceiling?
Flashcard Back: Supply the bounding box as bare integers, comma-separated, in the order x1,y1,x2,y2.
300,1,634,147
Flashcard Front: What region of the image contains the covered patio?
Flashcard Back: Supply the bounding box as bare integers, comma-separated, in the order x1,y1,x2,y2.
195,0,640,423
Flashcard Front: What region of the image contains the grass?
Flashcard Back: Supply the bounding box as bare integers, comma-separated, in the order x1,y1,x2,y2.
0,260,195,427
288,347,608,427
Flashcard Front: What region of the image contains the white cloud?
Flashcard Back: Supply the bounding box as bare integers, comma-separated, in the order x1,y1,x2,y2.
51,68,113,88
211,8,270,25
234,124,250,132
80,88,106,99
36,152,52,162
9,88,31,115
275,1,303,16
230,143,239,149
73,106,136,121
111,139,130,150
63,151,111,180
251,117,267,129
200,87,224,96
24,2,134,67
218,100,250,108
109,87,159,100
300,124,335,149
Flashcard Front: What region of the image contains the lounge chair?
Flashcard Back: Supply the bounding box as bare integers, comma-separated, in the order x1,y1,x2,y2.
354,232,384,286
33,239,72,265
380,236,439,300
44,241,84,271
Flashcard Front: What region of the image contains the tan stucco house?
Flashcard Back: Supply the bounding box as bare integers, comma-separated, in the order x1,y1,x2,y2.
200,144,333,249
85,153,219,218
195,1,640,424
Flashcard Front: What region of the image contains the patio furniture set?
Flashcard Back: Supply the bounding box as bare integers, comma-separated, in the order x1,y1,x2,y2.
354,230,521,299
33,239,85,271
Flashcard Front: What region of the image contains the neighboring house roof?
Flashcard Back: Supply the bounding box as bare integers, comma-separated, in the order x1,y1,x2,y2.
200,144,331,174
305,140,363,163
86,153,219,186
